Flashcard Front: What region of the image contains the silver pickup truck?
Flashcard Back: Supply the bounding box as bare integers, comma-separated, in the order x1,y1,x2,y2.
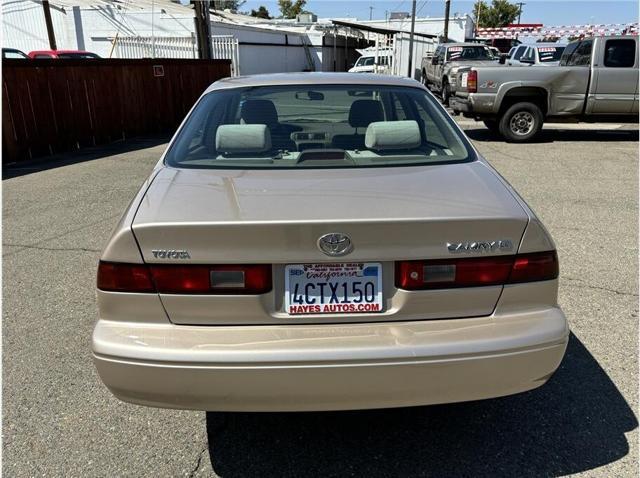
421,43,497,105
450,36,639,142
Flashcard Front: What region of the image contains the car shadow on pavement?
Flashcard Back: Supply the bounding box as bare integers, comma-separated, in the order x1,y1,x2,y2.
206,333,637,477
2,136,170,180
464,127,639,143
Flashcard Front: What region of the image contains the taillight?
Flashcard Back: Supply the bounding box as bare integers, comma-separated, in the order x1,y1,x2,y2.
395,251,558,290
509,251,559,284
97,262,272,294
467,70,477,93
97,262,155,292
150,264,272,294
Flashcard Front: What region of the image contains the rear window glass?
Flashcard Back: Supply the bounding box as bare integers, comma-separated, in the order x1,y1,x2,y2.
537,46,565,62
57,52,100,59
604,39,636,67
447,46,491,61
165,84,473,170
565,40,592,66
356,57,375,67
512,46,527,60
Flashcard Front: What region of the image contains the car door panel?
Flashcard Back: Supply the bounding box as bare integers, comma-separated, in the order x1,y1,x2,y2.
591,38,638,114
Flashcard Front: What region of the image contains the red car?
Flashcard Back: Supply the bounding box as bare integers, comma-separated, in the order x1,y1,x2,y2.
28,50,100,59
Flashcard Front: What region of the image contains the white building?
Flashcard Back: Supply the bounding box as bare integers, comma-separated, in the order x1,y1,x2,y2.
2,0,367,74
359,15,476,42
2,0,195,56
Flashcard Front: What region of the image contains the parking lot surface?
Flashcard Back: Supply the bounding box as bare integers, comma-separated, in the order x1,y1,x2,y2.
3,121,638,477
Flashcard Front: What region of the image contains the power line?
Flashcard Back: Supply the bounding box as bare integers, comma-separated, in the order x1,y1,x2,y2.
390,0,406,14
416,0,428,17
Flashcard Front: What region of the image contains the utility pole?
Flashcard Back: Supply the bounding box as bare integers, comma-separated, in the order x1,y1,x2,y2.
194,0,213,59
475,1,482,36
42,0,57,50
369,6,374,20
443,0,451,42
407,0,417,77
517,2,525,24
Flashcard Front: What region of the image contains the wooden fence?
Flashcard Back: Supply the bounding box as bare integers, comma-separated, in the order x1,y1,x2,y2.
2,58,231,165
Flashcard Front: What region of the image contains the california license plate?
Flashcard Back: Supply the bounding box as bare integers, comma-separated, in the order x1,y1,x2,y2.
285,263,383,315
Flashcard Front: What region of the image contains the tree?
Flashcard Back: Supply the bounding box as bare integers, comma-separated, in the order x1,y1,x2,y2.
250,5,271,18
278,0,306,19
473,0,520,28
212,0,245,11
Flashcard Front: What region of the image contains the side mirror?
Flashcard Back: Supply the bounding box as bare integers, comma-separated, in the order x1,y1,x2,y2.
431,57,439,65
498,55,506,64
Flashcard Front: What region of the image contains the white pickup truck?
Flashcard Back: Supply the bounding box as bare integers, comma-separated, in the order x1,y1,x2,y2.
450,36,639,141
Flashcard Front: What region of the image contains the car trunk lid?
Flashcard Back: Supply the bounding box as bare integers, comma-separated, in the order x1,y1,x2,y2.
132,162,529,324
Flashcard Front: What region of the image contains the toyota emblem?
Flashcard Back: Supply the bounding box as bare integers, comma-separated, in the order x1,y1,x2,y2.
317,233,353,257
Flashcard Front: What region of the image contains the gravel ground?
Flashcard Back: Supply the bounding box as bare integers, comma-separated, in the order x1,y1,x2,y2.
3,121,638,477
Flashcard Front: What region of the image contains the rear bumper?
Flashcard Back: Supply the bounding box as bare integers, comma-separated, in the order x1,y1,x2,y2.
450,95,473,113
93,307,569,411
450,93,497,116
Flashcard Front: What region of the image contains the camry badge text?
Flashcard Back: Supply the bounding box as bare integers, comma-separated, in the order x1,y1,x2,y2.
447,240,513,254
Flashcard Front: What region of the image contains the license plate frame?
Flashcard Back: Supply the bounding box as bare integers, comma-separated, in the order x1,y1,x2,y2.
284,263,383,315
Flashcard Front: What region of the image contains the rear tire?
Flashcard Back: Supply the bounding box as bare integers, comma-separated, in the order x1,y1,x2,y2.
422,70,429,87
498,102,544,142
441,80,451,106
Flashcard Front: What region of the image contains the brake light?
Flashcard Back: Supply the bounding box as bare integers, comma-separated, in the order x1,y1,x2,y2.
97,262,155,292
509,251,559,284
150,264,272,294
467,70,477,93
97,262,272,294
395,251,558,290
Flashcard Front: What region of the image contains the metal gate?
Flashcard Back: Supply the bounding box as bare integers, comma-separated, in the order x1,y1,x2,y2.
115,35,240,76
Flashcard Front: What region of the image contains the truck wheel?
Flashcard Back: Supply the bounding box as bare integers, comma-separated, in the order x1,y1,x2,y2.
441,81,451,106
483,120,499,133
498,102,543,142
422,70,429,87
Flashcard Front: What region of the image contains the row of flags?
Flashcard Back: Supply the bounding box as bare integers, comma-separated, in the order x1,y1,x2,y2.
476,23,638,39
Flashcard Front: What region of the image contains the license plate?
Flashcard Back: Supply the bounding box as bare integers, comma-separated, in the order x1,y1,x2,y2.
285,263,383,315
461,72,468,88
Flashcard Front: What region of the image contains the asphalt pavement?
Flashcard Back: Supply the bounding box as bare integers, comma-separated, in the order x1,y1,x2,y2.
3,121,638,477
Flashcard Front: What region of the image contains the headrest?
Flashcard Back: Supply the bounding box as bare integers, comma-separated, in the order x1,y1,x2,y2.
215,124,272,154
364,120,421,151
348,99,384,128
241,99,279,126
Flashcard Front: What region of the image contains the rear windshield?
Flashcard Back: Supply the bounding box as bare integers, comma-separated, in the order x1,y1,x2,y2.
537,46,565,62
165,84,473,169
355,56,389,66
447,46,492,61
57,52,100,59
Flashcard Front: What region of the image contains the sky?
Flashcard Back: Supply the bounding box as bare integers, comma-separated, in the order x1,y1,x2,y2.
240,1,639,26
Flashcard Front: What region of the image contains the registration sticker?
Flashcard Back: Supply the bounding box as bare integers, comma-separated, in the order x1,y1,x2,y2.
285,263,383,315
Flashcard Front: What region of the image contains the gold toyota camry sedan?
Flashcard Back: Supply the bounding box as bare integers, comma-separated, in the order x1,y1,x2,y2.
93,73,568,411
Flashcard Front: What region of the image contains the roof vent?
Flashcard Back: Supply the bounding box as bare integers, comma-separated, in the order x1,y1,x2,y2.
296,13,317,23
389,12,410,20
